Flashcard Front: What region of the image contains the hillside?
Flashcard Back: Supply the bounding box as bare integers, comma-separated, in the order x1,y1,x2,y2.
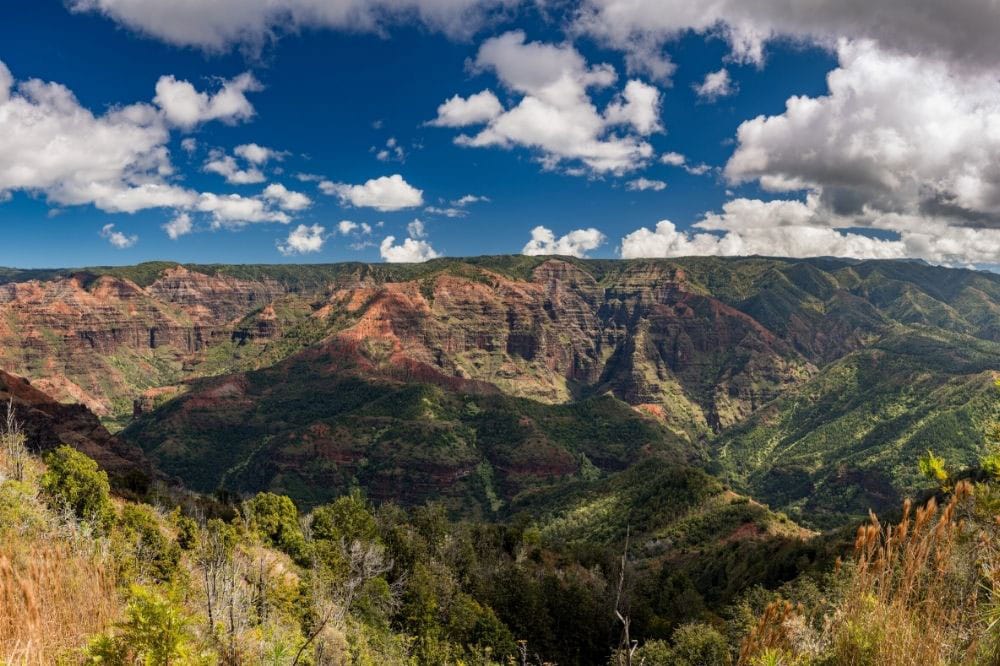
3,256,1000,522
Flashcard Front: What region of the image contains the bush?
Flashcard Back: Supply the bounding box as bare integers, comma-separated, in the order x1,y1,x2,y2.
244,492,309,562
40,446,113,530
116,504,181,583
669,622,731,666
85,584,210,665
311,492,379,545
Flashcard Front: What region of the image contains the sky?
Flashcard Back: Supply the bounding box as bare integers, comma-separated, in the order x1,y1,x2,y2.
2,1,1000,268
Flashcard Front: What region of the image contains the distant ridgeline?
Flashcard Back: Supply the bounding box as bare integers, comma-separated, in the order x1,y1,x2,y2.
1,255,999,527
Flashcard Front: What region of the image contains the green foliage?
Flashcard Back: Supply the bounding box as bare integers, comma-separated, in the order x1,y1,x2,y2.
245,492,309,562
667,623,732,666
86,585,210,665
311,492,379,545
918,449,949,487
115,504,181,584
40,445,113,530
170,508,199,550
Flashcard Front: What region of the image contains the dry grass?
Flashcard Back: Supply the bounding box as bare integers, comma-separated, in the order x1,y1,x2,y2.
739,479,1000,665
0,536,118,664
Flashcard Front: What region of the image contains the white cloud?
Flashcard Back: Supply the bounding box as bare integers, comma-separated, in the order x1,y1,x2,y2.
203,152,265,184
407,219,427,238
163,212,193,239
195,192,290,227
694,68,735,101
452,194,489,206
321,174,423,211
180,137,197,154
0,59,195,213
100,223,138,249
71,0,515,49
436,31,660,175
373,137,405,162
262,183,311,211
277,224,326,255
713,40,1000,265
660,151,686,167
428,90,504,127
522,225,606,257
620,197,1000,266
573,0,1000,78
234,143,279,164
153,73,261,129
604,80,662,134
0,58,293,228
380,235,441,262
626,177,667,191
425,206,466,218
337,220,372,235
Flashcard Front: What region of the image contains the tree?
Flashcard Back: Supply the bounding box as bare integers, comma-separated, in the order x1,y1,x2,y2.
116,504,182,584
41,445,113,530
244,492,309,563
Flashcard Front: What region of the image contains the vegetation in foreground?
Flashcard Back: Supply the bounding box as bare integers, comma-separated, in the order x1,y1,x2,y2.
8,394,1000,664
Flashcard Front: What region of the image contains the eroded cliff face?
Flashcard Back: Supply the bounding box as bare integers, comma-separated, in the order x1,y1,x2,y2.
0,267,293,415
318,260,813,435
0,259,816,437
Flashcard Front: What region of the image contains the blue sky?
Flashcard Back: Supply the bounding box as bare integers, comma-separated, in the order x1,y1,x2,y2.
1,1,999,267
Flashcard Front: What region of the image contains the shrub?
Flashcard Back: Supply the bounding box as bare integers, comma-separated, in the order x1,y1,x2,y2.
311,492,379,546
85,584,210,665
40,446,113,530
115,504,181,584
669,622,731,666
245,492,309,563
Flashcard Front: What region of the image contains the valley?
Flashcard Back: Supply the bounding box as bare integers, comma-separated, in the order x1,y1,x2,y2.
2,255,998,526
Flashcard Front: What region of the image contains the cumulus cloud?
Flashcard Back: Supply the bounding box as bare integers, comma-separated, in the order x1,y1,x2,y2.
660,152,686,167
626,178,667,192
262,183,311,211
428,90,504,127
604,80,662,134
0,58,291,234
100,223,138,249
522,225,606,257
337,220,372,235
71,0,515,48
620,197,1000,266
277,224,326,255
163,212,193,239
321,174,423,211
573,0,1000,78
154,73,260,129
234,143,280,164
710,39,1000,265
203,151,266,184
380,235,441,262
434,31,660,175
694,68,735,101
195,192,291,227
0,59,194,213
373,137,406,162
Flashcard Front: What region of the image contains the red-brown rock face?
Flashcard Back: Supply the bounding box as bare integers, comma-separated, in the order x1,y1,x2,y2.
0,259,816,436
0,369,150,480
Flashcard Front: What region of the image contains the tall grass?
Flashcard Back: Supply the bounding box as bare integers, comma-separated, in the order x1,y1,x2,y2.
739,479,1000,665
0,533,118,662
